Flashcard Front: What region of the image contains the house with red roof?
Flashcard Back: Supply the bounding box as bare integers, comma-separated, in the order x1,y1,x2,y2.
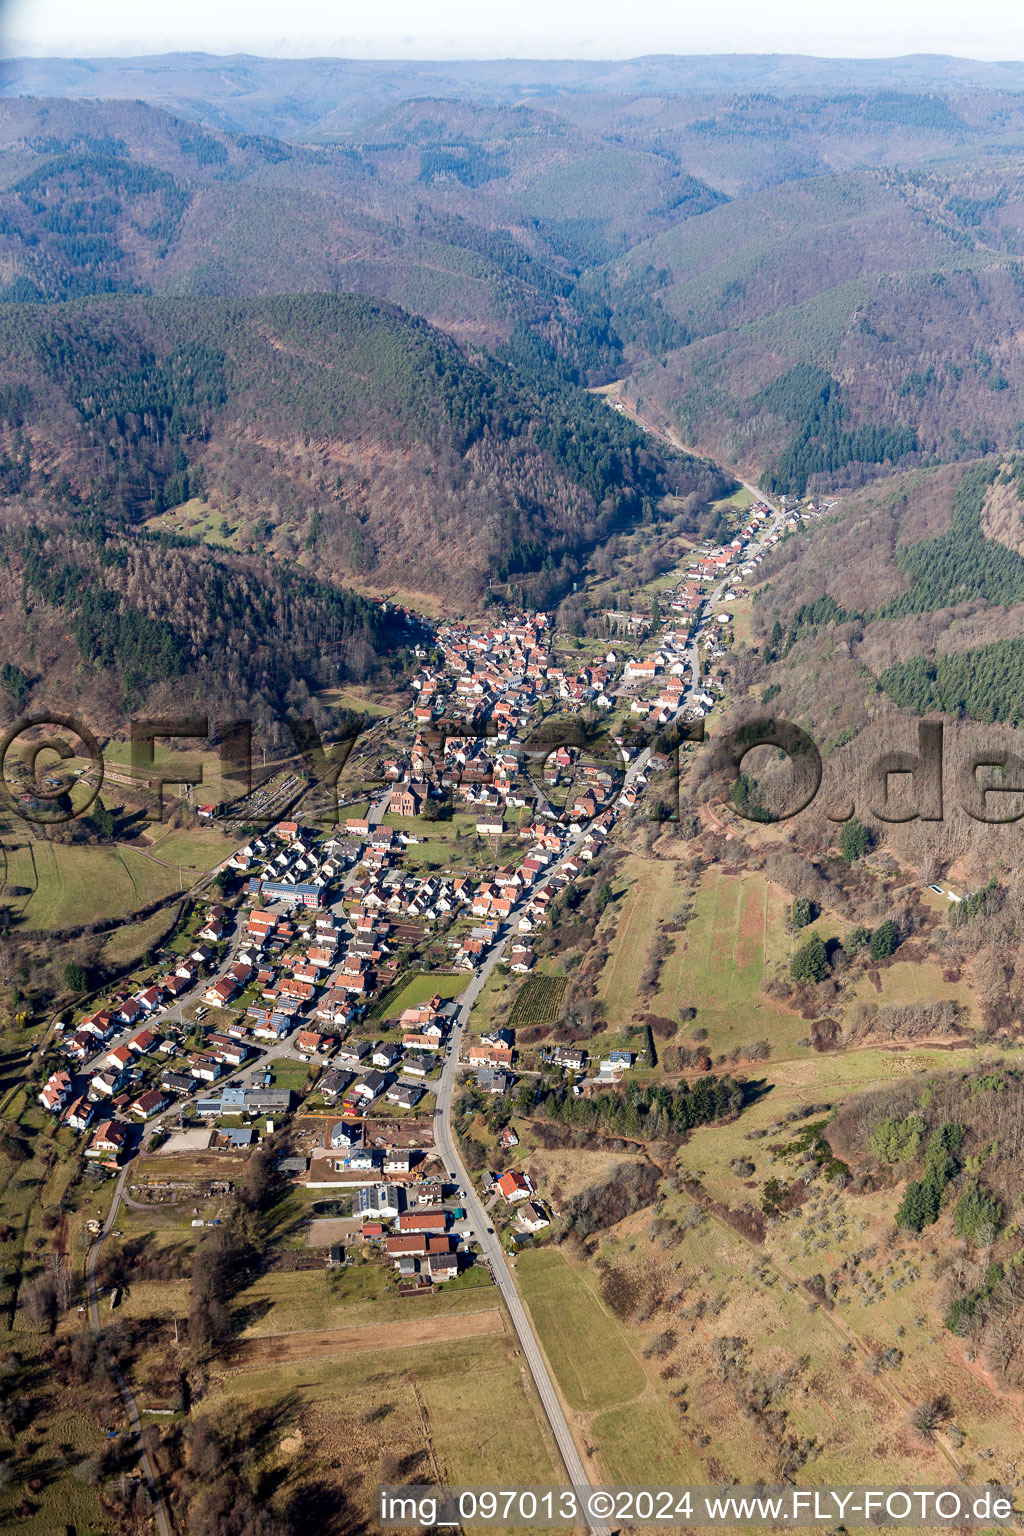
496,1169,534,1204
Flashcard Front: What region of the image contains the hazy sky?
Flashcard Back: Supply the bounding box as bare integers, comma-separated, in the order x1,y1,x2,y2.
4,0,1024,60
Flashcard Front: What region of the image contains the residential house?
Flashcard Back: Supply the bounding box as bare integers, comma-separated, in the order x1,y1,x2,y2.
397,1209,447,1234
337,1041,372,1068
62,1097,96,1133
468,1044,514,1068
476,1067,513,1095
187,1054,223,1083
401,1053,434,1078
385,1083,422,1109
351,1069,389,1103
89,1069,128,1100
517,1201,550,1232
320,1069,354,1104
159,1070,194,1095
496,1169,534,1204
551,1046,587,1072
85,1118,129,1165
295,1029,330,1056
355,1184,401,1220
130,1089,167,1120
402,1032,443,1053
206,1033,249,1067
204,976,238,1007
39,1070,73,1113
385,1234,428,1260
105,1044,134,1073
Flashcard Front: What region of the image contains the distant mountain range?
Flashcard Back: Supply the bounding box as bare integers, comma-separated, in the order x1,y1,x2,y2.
6,52,1024,136
7,52,1024,721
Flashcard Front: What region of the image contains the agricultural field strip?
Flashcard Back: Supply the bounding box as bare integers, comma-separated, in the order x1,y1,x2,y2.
224,1308,506,1366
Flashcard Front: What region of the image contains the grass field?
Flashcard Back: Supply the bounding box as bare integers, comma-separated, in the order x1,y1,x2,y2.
206,1331,563,1518
315,685,392,718
0,1391,107,1536
142,495,235,547
98,905,181,967
516,1247,646,1413
227,1308,505,1368
228,1263,500,1335
654,867,805,1054
597,858,807,1057
730,593,756,648
597,855,681,1022
634,1049,1024,1481
851,958,980,1023
99,739,254,809
0,814,236,932
267,1057,314,1090
466,963,515,1038
384,972,469,1014
514,1247,714,1486
143,825,238,872
512,1031,1024,1489
0,838,178,929
380,811,495,872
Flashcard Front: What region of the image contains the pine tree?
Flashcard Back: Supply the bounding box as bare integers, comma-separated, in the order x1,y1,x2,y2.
869,919,899,959
790,933,829,982
839,816,870,862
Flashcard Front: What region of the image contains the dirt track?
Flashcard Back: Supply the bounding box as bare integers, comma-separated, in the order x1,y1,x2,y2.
223,1307,505,1369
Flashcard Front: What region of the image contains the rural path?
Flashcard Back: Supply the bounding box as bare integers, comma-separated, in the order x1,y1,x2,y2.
86,1155,172,1536
601,382,782,516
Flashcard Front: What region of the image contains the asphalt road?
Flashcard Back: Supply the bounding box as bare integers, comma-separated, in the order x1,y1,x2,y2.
433,935,612,1536
422,502,789,1528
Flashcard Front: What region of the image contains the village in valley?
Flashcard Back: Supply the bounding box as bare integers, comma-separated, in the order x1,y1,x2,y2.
14,40,1024,1535
32,492,784,1237
20,485,968,1536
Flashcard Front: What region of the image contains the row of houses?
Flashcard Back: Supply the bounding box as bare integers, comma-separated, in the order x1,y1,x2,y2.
57,916,226,1065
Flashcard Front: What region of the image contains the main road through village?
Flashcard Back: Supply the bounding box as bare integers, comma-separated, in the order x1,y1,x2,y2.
430,488,786,1535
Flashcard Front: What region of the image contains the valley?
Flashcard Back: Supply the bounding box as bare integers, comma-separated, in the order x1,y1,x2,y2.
3,44,1024,1536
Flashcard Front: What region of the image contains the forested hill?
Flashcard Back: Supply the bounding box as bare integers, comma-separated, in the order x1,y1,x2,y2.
13,91,1024,499
0,94,723,339
0,291,726,614
734,458,1024,851
0,518,410,729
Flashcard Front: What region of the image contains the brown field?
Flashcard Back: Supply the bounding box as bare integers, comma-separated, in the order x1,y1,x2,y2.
513,1145,649,1208
223,1308,506,1370
202,1333,566,1527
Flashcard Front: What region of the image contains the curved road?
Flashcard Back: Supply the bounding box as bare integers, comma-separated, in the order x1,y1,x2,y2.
434,936,612,1536
86,1158,172,1536
428,487,789,1531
